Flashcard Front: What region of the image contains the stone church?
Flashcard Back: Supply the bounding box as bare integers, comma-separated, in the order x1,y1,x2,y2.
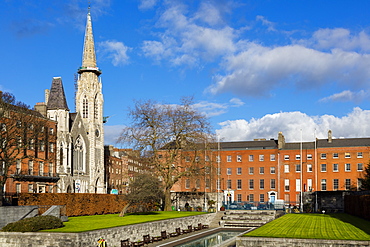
35,9,105,193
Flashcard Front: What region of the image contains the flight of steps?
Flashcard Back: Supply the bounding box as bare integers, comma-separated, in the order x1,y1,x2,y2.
209,211,225,228
219,210,276,228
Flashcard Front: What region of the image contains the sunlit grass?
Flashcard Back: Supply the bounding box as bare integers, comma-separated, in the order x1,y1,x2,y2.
244,213,370,241
44,211,206,233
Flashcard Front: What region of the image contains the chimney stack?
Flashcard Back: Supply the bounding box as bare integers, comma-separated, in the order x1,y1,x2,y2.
278,132,285,149
328,130,332,143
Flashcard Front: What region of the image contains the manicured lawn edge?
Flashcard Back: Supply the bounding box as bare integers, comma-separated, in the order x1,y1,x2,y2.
43,211,207,233
243,213,370,241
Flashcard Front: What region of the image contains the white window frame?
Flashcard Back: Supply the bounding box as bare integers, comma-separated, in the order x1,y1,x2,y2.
345,163,351,172
296,179,301,192
259,167,264,174
307,164,312,172
284,164,289,173
357,163,363,171
270,154,276,161
227,155,232,162
227,168,232,175
270,166,276,174
237,167,242,175
321,163,327,172
259,155,264,161
333,163,339,172
237,155,242,162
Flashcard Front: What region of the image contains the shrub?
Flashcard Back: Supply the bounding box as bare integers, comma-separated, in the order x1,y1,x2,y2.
2,215,64,232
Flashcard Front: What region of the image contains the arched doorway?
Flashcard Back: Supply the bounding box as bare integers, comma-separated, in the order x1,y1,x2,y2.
268,191,277,203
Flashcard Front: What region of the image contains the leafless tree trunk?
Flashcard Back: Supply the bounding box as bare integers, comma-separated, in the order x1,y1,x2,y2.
0,92,55,205
119,97,214,211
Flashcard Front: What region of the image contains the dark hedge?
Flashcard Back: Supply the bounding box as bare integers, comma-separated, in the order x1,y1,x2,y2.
2,215,63,232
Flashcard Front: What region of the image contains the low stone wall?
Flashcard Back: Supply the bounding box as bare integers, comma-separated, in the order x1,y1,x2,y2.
236,237,370,247
0,206,38,228
0,213,216,247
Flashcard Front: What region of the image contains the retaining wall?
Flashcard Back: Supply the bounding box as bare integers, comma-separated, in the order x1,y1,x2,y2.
0,213,216,247
0,206,38,228
236,237,370,246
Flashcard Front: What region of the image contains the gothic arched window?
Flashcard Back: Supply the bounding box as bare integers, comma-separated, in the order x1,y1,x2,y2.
94,94,98,119
73,136,86,173
83,96,88,118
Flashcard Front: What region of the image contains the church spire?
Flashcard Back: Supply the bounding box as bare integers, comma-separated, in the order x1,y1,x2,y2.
78,8,101,75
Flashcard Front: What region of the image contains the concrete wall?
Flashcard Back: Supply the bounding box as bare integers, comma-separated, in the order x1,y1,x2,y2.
236,237,370,247
0,213,216,247
0,206,38,228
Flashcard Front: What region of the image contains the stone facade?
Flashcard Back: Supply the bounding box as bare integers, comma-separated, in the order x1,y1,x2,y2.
36,10,105,194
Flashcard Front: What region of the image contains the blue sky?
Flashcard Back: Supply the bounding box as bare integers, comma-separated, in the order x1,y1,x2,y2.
1,0,370,146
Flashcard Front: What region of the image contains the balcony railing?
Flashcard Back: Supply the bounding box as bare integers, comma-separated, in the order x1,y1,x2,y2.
11,170,59,182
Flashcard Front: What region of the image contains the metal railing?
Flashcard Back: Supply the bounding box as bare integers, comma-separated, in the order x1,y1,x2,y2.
222,201,281,210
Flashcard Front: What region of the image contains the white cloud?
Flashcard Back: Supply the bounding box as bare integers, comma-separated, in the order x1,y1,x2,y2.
256,15,276,32
310,28,370,52
192,1,226,26
140,2,370,103
208,44,370,96
141,1,237,66
229,98,244,107
138,0,159,10
216,107,370,142
193,98,244,117
319,90,369,103
104,125,125,145
99,40,131,66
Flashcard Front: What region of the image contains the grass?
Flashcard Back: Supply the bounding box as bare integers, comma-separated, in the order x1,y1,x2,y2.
43,211,206,233
244,213,370,241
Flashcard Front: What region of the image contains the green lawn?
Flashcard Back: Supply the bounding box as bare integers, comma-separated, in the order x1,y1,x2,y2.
244,213,370,241
43,211,206,233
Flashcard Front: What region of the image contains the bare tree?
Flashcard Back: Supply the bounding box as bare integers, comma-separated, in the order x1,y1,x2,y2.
0,92,55,205
119,97,214,211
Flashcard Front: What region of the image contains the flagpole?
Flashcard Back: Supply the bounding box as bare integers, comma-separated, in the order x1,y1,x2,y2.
300,129,303,212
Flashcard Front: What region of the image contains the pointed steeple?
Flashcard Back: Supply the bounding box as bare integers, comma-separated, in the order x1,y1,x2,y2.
78,8,102,75
47,77,69,110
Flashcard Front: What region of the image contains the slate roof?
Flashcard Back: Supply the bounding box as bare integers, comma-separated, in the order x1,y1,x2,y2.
47,77,69,110
317,137,370,148
283,138,370,150
218,140,278,150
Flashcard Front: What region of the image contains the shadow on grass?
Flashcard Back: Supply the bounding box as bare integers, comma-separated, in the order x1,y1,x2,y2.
126,212,160,216
329,213,370,235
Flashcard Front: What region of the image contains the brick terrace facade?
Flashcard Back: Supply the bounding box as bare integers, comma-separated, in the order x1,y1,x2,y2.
2,105,58,204
172,131,369,206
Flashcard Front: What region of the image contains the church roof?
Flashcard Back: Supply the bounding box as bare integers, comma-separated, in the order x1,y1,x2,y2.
47,77,69,110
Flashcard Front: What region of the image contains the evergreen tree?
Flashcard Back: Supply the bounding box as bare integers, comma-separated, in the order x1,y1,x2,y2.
360,162,370,190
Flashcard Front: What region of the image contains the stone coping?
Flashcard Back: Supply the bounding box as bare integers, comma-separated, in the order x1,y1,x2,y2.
236,236,370,247
0,213,215,247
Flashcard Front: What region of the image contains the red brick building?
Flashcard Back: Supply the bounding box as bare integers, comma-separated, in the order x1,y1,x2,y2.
171,131,368,208
104,145,148,194
1,102,58,204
